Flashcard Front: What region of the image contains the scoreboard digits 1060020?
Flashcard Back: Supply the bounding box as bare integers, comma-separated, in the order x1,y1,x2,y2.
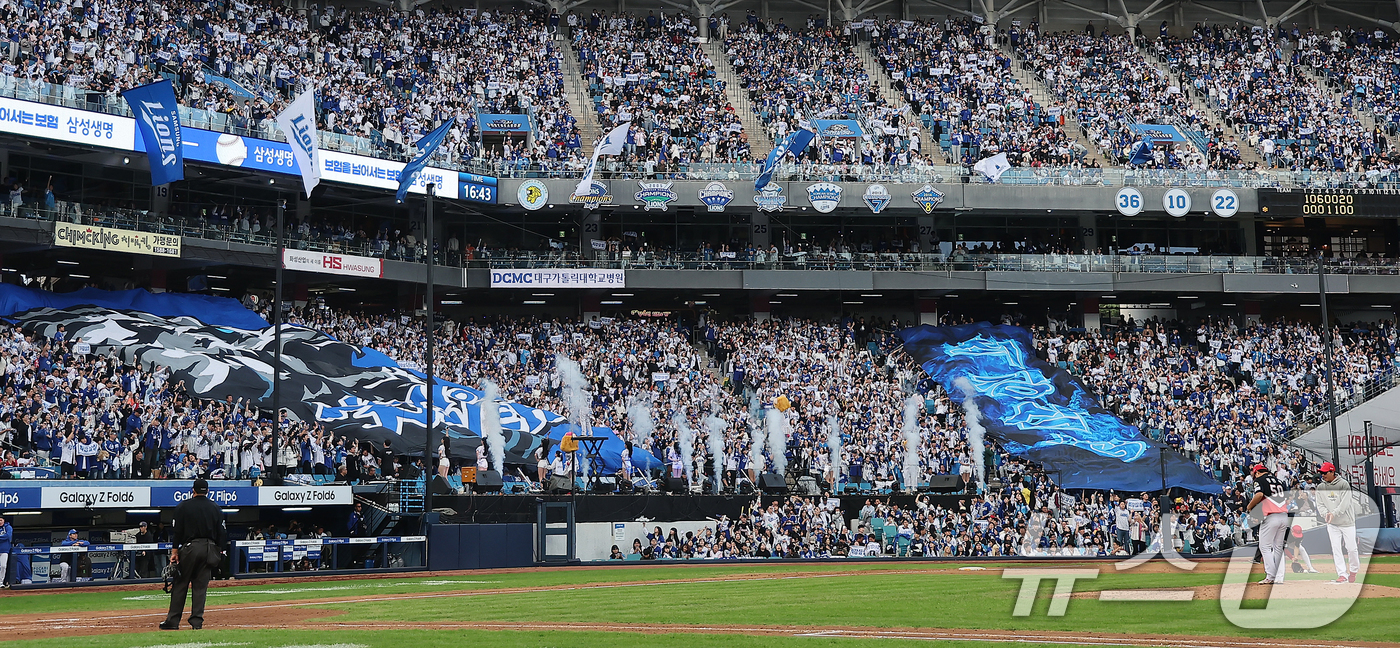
1259,189,1400,217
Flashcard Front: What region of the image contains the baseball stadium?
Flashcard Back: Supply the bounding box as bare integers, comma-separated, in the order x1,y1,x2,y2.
1,0,1400,646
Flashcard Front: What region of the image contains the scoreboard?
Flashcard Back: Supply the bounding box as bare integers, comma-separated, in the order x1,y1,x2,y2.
1259,189,1400,217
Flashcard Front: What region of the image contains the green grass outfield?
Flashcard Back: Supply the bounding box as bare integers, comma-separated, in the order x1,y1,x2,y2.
3,559,1398,648
0,629,1143,648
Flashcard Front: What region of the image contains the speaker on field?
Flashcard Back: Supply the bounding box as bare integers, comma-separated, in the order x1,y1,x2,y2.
547,474,573,493
430,474,454,495
473,469,503,493
925,474,961,493
736,478,754,495
759,472,788,494
592,475,618,493
666,476,688,493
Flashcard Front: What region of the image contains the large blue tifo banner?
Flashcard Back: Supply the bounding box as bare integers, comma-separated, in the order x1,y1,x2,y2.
120,80,184,186
0,286,657,471
897,324,1222,493
0,284,267,330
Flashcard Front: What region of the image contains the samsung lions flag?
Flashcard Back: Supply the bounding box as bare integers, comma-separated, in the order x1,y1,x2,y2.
395,117,456,202
121,80,184,186
755,128,815,191
973,152,1011,183
1127,137,1154,166
576,122,632,198
275,88,322,197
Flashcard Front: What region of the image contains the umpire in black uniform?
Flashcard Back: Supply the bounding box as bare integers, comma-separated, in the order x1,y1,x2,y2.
161,478,227,630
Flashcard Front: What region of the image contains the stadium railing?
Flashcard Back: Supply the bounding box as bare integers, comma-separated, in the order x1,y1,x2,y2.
8,200,1400,275
1286,369,1400,440
232,535,426,575
4,79,1397,190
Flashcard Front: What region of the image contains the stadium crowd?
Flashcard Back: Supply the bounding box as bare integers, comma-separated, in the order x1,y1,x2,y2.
0,0,1395,178
725,20,925,166
1,299,1391,557
0,0,576,167
613,486,1249,559
572,11,750,165
871,18,1087,168
1018,30,1217,169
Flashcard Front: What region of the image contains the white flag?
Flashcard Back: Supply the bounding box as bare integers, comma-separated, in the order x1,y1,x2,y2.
575,121,631,197
973,152,1011,183
275,88,321,197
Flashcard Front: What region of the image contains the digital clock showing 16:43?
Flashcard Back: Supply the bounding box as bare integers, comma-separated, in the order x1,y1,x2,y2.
1260,190,1400,217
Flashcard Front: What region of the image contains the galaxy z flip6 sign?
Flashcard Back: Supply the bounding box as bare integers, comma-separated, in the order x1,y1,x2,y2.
897,324,1221,493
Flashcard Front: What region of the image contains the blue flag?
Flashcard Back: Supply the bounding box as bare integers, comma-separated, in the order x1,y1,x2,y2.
755,129,815,191
897,323,1222,494
395,117,456,202
121,80,184,186
1127,138,1154,166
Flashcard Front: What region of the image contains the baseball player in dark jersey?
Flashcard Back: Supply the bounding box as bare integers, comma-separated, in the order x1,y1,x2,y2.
1247,464,1289,584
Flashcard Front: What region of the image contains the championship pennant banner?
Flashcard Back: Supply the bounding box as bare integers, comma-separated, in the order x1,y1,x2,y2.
54,222,181,258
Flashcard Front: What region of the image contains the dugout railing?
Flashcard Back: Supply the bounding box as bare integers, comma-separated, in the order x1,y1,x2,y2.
232,535,427,576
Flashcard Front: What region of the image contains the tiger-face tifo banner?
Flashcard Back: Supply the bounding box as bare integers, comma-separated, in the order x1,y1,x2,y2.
15,305,559,464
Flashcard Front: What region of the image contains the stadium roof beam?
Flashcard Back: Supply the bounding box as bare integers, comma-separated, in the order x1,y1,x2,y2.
824,0,899,22
1272,0,1316,26
923,0,982,20
1053,0,1172,35
526,0,593,14
1184,1,1266,26
1313,0,1400,30
965,0,1037,25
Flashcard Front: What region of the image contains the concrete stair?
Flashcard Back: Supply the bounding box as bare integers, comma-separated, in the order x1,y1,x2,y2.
999,43,1104,166
556,34,601,148
855,44,929,156
1143,49,1266,168
1300,63,1377,134
705,39,774,155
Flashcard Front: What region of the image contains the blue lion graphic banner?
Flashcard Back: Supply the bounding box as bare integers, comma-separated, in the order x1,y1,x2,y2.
0,287,659,472
897,324,1222,493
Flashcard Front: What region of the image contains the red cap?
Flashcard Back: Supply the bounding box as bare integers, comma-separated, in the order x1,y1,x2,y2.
1320,462,1336,473
1252,464,1267,472
1291,525,1303,538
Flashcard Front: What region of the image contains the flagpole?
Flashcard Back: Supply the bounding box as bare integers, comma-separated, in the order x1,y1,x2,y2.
272,197,284,481
424,182,436,514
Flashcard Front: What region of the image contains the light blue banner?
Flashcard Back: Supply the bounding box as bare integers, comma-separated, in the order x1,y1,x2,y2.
814,119,864,137
479,114,531,132
1129,123,1187,143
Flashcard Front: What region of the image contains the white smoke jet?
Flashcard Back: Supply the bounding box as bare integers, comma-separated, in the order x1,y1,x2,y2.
902,395,924,493
748,420,765,475
480,379,505,472
765,408,788,477
826,414,842,486
556,354,591,430
626,393,655,449
953,377,987,487
556,354,591,479
674,409,695,485
705,414,727,493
